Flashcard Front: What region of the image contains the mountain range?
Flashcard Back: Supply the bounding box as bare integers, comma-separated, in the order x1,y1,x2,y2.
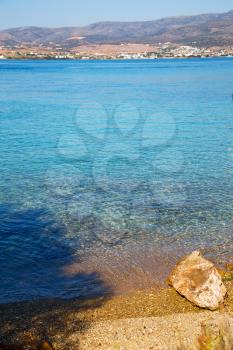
0,9,233,49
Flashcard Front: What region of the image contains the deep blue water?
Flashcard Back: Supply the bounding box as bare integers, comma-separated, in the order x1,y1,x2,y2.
1,58,233,303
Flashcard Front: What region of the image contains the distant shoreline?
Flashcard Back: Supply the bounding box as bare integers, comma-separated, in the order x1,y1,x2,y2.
1,42,233,61
1,55,233,61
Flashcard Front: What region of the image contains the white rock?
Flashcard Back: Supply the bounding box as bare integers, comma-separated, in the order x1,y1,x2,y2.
168,251,226,310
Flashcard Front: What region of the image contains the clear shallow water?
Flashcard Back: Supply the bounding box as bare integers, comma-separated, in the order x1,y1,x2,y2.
1,58,233,303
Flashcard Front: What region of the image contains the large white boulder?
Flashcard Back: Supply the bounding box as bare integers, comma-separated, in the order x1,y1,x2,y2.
168,250,227,310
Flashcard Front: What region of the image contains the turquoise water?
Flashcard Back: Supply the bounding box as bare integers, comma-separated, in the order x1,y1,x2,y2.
1,58,233,303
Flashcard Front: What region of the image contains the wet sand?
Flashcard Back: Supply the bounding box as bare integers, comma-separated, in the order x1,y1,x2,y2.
1,281,233,349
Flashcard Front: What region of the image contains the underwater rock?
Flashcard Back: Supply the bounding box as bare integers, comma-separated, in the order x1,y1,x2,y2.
168,250,226,310
0,341,53,350
37,342,53,350
0,346,24,350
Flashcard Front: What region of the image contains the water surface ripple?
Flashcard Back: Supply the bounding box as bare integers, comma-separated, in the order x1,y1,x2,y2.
0,58,233,303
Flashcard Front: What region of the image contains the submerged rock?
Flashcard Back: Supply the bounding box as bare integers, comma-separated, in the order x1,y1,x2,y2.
0,346,24,350
168,250,227,310
218,268,233,282
0,341,53,350
37,342,53,350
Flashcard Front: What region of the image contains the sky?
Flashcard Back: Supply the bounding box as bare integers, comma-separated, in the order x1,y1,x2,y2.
0,0,232,30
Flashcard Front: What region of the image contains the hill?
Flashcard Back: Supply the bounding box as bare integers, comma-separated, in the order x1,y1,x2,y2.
0,9,233,48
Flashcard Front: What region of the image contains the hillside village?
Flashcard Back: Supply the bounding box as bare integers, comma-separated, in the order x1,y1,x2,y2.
0,43,233,60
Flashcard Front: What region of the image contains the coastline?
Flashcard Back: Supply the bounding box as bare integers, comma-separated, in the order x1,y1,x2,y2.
1,282,233,349
1,55,233,61
1,52,233,349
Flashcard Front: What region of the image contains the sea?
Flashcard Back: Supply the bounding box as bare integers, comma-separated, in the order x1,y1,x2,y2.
0,57,233,303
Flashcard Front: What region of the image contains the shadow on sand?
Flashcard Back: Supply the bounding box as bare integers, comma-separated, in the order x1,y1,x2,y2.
0,205,113,349
0,274,112,349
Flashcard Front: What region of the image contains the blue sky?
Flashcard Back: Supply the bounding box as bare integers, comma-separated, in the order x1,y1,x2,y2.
0,0,232,29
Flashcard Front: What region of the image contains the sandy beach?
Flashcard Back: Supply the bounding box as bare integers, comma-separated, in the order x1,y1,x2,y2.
1,280,233,349
1,2,233,348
